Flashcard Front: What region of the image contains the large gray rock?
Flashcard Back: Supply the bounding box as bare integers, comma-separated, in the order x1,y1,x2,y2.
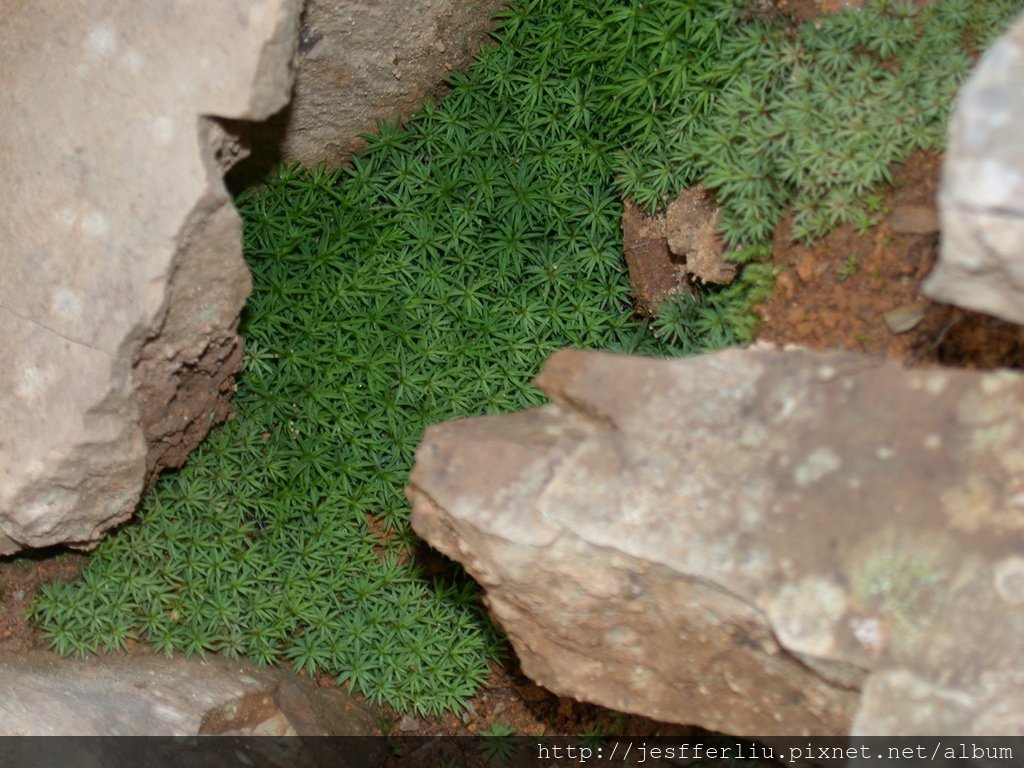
924,14,1024,324
240,0,507,172
408,347,1024,736
0,1,300,553
0,649,380,741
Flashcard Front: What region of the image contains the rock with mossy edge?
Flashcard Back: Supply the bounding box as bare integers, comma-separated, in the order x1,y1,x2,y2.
409,346,1024,736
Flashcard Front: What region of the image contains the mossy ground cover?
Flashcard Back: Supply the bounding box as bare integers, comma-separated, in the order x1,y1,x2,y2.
30,0,1024,716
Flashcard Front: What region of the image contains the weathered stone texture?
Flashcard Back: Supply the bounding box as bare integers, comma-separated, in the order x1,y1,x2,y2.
621,186,733,316
0,1,300,553
924,14,1024,324
409,347,1024,736
240,0,507,173
0,649,380,741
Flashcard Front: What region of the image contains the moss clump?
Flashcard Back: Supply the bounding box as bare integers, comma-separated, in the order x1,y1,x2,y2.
31,0,1024,715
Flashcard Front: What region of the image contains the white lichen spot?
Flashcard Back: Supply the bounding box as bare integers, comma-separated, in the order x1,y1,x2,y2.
121,49,143,74
50,287,83,321
981,374,1009,395
993,557,1024,605
793,447,841,487
777,394,799,420
152,116,175,146
606,626,643,649
987,106,1012,132
923,434,941,450
24,459,46,478
15,497,54,526
15,367,45,400
247,4,269,27
847,476,862,489
86,22,118,59
850,615,887,656
816,365,836,381
81,210,109,237
1009,489,1024,510
876,445,894,460
976,158,1016,210
923,374,948,396
940,477,995,533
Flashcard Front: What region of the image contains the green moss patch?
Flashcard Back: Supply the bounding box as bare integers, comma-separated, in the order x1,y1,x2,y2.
31,0,1024,715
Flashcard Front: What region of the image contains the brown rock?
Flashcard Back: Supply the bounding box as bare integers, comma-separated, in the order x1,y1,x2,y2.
620,200,687,316
774,269,798,302
514,683,551,703
409,347,1024,736
239,0,508,173
889,205,940,235
664,185,736,284
0,649,380,738
795,252,818,283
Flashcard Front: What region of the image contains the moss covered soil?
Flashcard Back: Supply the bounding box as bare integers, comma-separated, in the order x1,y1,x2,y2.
3,0,1024,745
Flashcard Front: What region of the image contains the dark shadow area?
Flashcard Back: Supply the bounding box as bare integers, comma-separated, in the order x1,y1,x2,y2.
223,104,293,198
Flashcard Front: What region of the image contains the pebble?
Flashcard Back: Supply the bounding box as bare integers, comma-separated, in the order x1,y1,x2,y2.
514,683,551,703
774,270,798,302
794,252,818,283
396,714,422,732
884,301,929,334
889,205,940,235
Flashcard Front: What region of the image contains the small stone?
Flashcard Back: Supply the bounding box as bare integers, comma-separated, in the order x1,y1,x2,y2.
396,714,422,732
514,683,551,703
795,252,818,283
775,270,798,302
664,185,734,285
884,301,929,334
889,205,940,235
621,200,680,316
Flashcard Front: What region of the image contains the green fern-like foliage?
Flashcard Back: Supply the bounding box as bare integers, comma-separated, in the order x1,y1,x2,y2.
29,0,1024,715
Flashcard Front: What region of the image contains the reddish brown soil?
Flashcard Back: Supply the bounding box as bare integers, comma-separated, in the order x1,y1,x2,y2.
756,151,1024,370
0,550,88,653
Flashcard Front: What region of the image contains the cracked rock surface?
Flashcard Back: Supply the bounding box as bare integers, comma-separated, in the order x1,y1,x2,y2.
409,347,1024,736
0,1,300,553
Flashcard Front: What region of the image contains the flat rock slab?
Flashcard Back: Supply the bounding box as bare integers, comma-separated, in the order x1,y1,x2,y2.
0,649,379,739
409,347,1024,736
